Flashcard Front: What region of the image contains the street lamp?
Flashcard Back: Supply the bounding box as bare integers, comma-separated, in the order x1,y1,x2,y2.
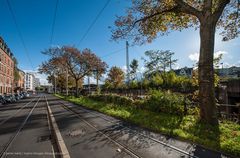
53,72,57,94
66,68,68,96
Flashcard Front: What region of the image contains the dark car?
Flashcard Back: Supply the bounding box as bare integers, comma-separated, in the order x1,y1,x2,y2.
11,94,17,102
0,95,6,104
4,95,13,103
14,94,21,100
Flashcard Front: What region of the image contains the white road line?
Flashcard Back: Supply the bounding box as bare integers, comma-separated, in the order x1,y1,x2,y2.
45,96,70,158
46,100,56,158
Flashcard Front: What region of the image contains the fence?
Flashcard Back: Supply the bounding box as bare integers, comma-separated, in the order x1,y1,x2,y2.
217,104,240,123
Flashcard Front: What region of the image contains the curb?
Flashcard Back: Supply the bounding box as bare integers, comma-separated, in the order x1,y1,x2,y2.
45,96,70,158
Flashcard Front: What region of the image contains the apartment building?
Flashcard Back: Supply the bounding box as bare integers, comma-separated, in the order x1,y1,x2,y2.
15,69,25,92
0,37,14,95
34,78,40,88
24,73,35,91
24,72,41,91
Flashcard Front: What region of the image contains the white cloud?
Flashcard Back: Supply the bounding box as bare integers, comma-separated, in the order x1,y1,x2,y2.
173,63,180,69
121,65,127,74
188,52,199,62
83,76,96,85
137,66,146,73
223,62,233,68
188,51,229,62
214,51,228,58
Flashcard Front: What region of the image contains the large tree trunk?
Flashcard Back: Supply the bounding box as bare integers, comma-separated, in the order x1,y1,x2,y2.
198,19,218,125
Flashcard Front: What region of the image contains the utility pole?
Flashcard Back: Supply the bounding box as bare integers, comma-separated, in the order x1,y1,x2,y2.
66,68,68,96
220,62,224,77
88,76,90,94
96,69,99,89
169,54,172,70
54,73,56,94
126,41,130,86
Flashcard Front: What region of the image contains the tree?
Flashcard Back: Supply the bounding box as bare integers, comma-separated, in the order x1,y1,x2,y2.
12,57,21,92
92,59,108,89
62,47,106,96
129,59,139,81
105,66,125,89
39,55,64,93
12,57,20,82
111,0,240,125
143,50,177,75
40,46,106,96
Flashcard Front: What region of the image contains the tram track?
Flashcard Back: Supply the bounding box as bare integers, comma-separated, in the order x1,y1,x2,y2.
0,96,41,158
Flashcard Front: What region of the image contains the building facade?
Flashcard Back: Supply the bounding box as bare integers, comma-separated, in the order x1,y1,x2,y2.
174,67,193,77
24,72,40,91
15,69,25,92
0,37,14,95
34,78,40,88
217,66,240,78
24,73,35,91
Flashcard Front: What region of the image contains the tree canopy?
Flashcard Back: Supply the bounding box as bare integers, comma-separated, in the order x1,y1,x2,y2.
105,66,125,89
111,0,240,125
39,46,107,96
111,0,239,44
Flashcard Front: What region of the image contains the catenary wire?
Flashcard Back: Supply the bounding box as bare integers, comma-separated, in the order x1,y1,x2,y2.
77,0,111,46
6,0,34,69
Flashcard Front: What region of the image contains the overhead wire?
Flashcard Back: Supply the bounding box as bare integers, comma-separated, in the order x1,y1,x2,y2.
6,0,34,69
100,48,125,59
100,44,134,59
77,0,111,47
50,0,59,45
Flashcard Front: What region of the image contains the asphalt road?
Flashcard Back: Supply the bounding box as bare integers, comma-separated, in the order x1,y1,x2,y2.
0,95,57,158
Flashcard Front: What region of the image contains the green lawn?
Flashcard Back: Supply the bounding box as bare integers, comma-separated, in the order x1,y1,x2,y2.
55,94,240,157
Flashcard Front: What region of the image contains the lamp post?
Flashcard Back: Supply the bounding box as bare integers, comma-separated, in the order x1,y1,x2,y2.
54,72,57,94
66,68,68,96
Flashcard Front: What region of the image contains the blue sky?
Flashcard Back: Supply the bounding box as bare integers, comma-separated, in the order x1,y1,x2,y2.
0,0,239,84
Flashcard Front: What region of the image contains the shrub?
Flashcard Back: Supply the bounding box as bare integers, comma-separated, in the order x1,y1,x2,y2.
144,90,186,115
88,94,134,107
88,90,199,116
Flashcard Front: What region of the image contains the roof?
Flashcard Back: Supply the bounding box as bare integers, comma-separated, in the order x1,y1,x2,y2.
0,36,14,58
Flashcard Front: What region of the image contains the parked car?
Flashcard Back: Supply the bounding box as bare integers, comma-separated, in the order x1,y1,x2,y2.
19,93,24,99
14,94,21,100
25,93,30,97
4,95,14,103
0,95,6,104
